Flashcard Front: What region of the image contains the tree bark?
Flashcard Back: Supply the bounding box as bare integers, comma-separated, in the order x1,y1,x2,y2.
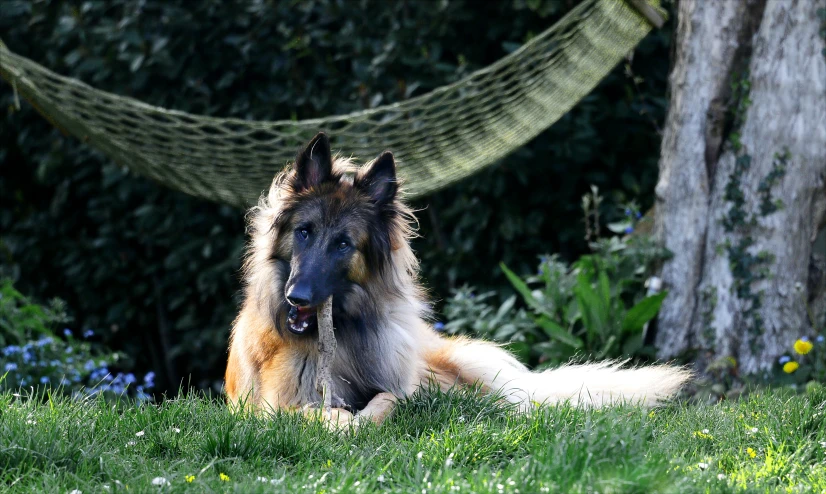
655,0,826,374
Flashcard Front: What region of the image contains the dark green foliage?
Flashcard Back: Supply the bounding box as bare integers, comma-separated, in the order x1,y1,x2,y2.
0,279,67,346
444,228,671,367
0,0,672,393
758,149,789,216
0,280,154,399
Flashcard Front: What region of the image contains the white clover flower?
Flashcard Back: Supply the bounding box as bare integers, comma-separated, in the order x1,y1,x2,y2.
256,476,268,483
151,477,170,486
377,475,386,483
172,427,180,433
135,430,145,437
698,462,709,470
69,490,82,494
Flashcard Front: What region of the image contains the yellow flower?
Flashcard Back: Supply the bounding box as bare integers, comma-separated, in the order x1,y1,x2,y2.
794,339,813,355
783,361,799,373
693,429,714,440
219,473,230,482
746,447,756,458
185,475,195,483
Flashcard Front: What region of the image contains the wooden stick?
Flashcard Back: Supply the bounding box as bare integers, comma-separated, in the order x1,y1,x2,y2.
315,296,336,413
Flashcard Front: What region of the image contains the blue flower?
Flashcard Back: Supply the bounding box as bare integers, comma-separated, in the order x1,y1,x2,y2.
83,329,94,338
90,367,110,381
65,346,73,354
40,376,50,384
35,337,53,347
779,355,791,364
624,208,632,216
66,358,74,364
4,363,18,372
800,335,810,342
49,360,60,367
63,328,72,337
143,372,156,388
635,211,642,219
84,360,96,371
22,351,34,363
433,322,445,331
2,345,20,356
124,373,137,385
60,377,70,386
624,226,634,234
817,335,825,343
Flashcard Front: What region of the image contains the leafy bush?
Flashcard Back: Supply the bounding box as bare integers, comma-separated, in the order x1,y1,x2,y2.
0,280,154,399
442,198,671,368
440,287,536,342
0,279,68,347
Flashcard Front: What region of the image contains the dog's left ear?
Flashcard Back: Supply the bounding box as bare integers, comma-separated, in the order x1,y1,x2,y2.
293,132,333,191
357,151,397,206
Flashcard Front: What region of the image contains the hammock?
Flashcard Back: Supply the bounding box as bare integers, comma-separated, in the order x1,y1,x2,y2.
0,0,664,208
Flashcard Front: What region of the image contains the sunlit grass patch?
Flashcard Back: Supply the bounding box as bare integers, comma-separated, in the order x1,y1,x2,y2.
1,385,824,492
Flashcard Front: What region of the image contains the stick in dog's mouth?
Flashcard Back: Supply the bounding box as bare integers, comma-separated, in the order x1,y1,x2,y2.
316,296,336,412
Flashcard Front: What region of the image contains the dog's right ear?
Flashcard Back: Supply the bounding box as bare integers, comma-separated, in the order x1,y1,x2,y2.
292,132,332,191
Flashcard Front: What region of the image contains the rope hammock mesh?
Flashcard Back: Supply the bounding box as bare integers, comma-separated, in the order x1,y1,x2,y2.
0,0,664,208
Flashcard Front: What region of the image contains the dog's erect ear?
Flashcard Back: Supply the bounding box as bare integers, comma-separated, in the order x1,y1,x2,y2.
357,151,397,206
293,132,332,190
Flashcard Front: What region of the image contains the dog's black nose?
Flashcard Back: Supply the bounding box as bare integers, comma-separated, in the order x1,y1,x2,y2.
286,285,312,307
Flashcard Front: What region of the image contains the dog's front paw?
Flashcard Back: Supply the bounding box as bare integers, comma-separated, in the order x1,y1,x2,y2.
301,405,354,431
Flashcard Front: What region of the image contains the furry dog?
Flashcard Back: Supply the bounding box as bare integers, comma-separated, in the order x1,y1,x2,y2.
224,132,690,426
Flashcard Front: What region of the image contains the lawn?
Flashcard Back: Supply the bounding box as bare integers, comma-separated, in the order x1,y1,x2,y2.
1,384,825,493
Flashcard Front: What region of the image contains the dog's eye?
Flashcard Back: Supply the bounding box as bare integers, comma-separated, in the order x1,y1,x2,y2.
297,228,309,240
337,241,349,252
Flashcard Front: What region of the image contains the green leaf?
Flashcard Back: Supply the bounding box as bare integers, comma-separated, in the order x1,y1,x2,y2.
622,291,668,332
495,295,517,320
536,315,583,348
574,270,607,337
500,263,542,312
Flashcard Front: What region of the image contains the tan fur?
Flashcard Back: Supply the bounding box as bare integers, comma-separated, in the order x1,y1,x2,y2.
347,252,369,284
225,149,692,428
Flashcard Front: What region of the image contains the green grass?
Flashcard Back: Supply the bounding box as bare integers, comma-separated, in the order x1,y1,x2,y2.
1,385,825,493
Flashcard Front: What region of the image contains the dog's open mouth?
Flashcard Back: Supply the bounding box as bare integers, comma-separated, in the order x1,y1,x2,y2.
287,305,318,334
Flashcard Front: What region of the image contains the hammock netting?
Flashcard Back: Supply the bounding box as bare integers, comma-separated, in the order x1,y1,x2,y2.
0,0,663,208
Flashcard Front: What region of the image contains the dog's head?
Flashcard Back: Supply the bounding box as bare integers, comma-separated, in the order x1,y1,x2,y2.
264,132,404,336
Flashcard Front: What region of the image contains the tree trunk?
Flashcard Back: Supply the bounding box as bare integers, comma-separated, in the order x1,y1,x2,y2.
655,0,826,374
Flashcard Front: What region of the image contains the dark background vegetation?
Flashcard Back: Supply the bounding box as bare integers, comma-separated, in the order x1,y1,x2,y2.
0,0,671,394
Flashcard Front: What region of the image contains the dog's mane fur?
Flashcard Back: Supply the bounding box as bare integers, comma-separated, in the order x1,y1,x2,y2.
236,156,434,408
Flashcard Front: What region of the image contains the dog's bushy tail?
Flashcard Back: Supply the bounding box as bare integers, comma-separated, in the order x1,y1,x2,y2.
442,337,691,410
